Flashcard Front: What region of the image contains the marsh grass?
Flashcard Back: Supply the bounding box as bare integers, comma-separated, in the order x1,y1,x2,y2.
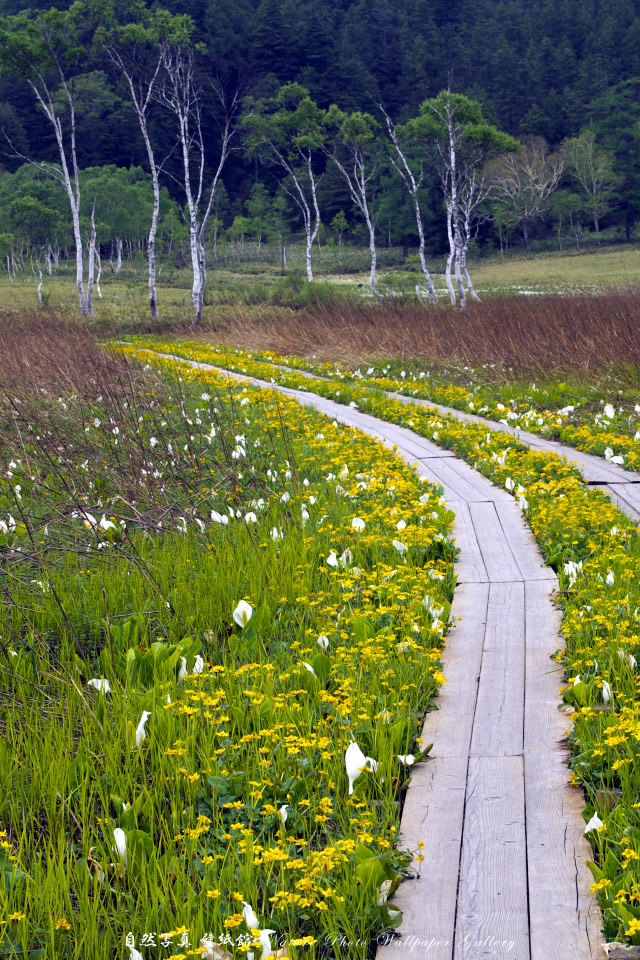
0,319,456,959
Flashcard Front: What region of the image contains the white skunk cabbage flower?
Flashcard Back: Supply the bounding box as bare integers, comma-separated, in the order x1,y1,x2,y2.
242,901,259,929
233,600,253,628
88,678,111,694
345,740,377,795
113,827,127,866
584,812,603,834
135,710,151,748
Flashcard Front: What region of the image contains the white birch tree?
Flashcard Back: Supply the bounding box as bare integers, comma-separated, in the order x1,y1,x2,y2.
97,6,192,318
490,136,564,252
324,106,381,296
243,83,325,282
401,91,518,307
156,44,236,325
380,106,437,303
0,9,92,314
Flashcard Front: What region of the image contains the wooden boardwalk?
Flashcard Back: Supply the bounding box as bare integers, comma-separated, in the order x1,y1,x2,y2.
146,349,629,960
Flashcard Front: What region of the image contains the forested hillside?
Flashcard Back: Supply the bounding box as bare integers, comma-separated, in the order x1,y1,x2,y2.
2,0,639,156
0,0,639,317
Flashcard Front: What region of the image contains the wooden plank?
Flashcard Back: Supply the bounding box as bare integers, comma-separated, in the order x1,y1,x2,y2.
494,501,557,582
444,457,514,503
453,502,490,584
425,458,493,503
523,580,605,960
469,502,523,583
377,756,467,960
454,756,530,960
607,482,640,519
470,581,525,758
425,582,489,757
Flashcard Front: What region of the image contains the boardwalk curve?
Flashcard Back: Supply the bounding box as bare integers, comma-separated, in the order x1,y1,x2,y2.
143,348,612,960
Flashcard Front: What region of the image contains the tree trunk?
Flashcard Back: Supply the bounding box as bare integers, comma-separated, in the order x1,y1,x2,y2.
86,205,96,318
454,243,467,309
365,213,378,297
522,219,531,252
36,258,43,305
461,245,481,303
45,245,52,276
305,225,314,282
95,246,103,299
115,238,122,275
444,206,457,305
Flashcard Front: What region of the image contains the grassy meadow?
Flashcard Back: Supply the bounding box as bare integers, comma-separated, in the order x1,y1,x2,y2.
2,245,640,955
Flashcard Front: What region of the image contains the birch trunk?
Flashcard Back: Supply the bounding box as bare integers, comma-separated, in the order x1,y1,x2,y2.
36,258,43,305
115,238,122,275
45,245,52,276
95,247,103,299
444,205,456,304
382,109,436,304
86,204,96,317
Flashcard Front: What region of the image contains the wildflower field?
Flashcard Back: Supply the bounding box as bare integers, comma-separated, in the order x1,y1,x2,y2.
0,318,455,959
122,336,640,947
3,310,640,957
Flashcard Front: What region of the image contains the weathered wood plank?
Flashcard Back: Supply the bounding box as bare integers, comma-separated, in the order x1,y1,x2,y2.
453,502,490,584
377,756,467,960
469,501,523,583
470,580,525,758
606,482,640,519
494,501,557,581
524,581,605,959
425,458,493,503
425,582,489,757
454,756,530,960
444,456,514,502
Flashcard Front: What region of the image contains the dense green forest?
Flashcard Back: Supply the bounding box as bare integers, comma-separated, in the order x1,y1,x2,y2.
0,0,639,317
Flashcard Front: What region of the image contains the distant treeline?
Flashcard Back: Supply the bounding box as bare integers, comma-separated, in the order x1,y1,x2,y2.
0,1,639,318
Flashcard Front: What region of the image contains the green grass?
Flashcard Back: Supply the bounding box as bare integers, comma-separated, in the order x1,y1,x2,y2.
0,335,455,959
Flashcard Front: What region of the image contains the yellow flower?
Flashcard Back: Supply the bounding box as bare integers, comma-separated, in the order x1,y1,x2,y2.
55,918,71,931
8,912,25,921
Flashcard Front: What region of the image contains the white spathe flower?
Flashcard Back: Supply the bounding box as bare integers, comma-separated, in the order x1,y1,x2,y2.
377,879,393,906
244,512,257,524
317,635,329,651
271,527,283,540
602,681,612,704
211,510,229,525
193,655,204,675
396,519,406,530
278,804,288,827
135,710,151,748
505,477,515,491
259,929,276,960
345,740,377,795
233,600,253,628
99,515,117,531
113,827,127,865
604,403,615,419
88,678,111,694
397,754,415,766
352,517,365,531
584,812,603,834
178,656,187,681
127,947,144,960
393,540,408,556
302,662,316,677
606,570,615,586
242,901,259,930
339,547,353,567
326,551,339,568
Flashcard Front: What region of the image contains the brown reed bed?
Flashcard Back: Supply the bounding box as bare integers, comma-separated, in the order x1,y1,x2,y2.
206,290,640,381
